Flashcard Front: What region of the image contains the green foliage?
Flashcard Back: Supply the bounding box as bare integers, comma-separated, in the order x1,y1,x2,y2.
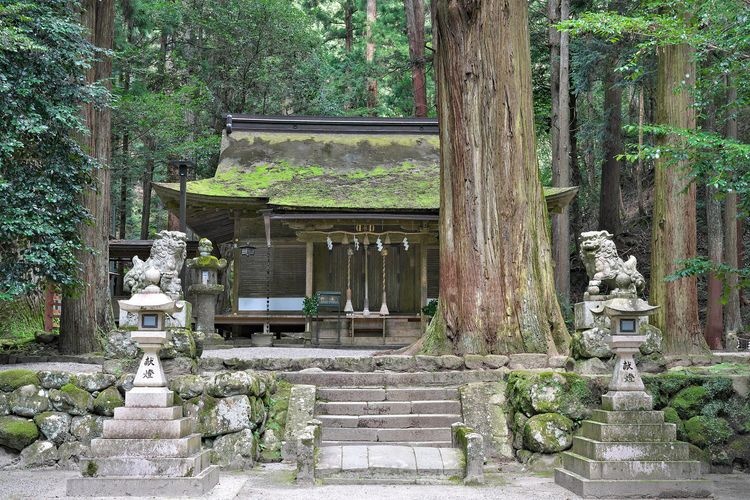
671,385,709,420
302,295,319,318
421,299,438,318
0,295,44,349
684,415,733,449
0,0,105,297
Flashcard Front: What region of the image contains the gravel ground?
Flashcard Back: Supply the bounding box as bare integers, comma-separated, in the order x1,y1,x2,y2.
202,347,379,359
0,362,101,373
0,465,749,500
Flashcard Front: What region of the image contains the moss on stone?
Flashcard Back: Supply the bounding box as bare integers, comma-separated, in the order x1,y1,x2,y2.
683,415,733,449
662,406,686,440
58,383,93,413
507,371,594,421
93,387,124,417
419,308,452,356
727,434,750,467
671,385,709,420
84,460,98,477
0,369,39,392
0,415,39,450
522,413,574,453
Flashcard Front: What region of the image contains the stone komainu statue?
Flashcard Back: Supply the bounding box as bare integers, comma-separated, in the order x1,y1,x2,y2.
579,230,645,298
123,230,187,300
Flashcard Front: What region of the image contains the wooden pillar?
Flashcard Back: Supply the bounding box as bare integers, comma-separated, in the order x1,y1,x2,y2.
305,241,314,331
420,244,428,324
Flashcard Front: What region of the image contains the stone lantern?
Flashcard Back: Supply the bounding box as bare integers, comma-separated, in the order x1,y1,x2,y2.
119,267,182,394
596,297,659,411
67,267,218,496
187,238,227,337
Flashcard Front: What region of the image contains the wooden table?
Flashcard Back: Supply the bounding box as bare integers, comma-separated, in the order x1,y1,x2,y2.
347,314,388,344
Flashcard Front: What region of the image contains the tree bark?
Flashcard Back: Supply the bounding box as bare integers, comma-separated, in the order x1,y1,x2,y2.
724,79,743,337
552,0,570,302
548,0,560,184
706,184,724,349
650,42,708,354
344,0,354,52
60,0,115,354
365,0,378,110
140,139,155,240
636,85,646,216
599,53,622,235
404,0,427,117
432,0,570,355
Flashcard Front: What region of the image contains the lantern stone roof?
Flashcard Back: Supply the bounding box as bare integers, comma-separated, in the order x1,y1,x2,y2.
153,115,578,213
118,285,182,313
603,297,660,316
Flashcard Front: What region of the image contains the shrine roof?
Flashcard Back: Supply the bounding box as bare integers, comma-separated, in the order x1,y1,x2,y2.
152,116,577,213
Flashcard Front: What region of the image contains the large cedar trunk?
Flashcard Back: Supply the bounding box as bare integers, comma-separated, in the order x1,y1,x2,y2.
432,0,570,355
599,55,622,235
60,0,115,354
724,81,743,337
404,0,427,117
551,0,571,301
650,43,708,354
365,0,378,109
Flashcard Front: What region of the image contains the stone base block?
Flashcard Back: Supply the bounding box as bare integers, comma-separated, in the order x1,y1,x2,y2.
67,464,219,497
80,450,210,477
90,434,201,458
571,437,689,461
602,391,653,411
114,405,182,420
562,451,702,481
554,468,711,498
580,421,676,442
102,417,193,439
125,387,174,408
590,409,663,425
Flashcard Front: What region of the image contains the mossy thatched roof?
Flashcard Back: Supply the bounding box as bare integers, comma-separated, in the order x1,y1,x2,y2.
153,129,577,212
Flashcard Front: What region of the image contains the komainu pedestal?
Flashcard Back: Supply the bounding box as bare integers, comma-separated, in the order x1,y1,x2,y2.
67,273,218,496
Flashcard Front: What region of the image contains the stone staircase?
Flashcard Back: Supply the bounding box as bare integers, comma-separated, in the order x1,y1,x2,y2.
314,385,464,483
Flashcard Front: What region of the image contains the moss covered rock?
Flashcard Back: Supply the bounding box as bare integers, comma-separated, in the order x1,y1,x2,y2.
0,369,39,392
684,415,733,448
508,371,595,421
639,324,663,355
0,392,9,416
70,414,103,445
37,371,76,390
10,384,49,417
206,371,254,398
159,328,196,359
49,384,93,416
33,411,72,445
169,375,205,400
20,440,58,467
671,386,708,419
184,394,251,437
211,428,257,469
571,327,612,359
76,373,117,393
0,415,39,450
93,387,124,417
523,413,574,453
727,434,750,468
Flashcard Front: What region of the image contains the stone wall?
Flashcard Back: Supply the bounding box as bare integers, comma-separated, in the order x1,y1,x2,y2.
506,368,750,472
0,368,283,471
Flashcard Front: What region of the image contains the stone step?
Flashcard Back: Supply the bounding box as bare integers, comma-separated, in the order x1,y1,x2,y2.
66,465,220,497
590,409,664,425
322,440,453,448
279,370,504,387
321,427,453,443
113,406,183,420
579,421,676,442
316,445,463,481
571,436,689,462
316,400,461,416
79,451,210,478
554,468,712,498
562,451,702,480
90,434,202,459
319,414,462,429
102,417,194,439
317,387,459,402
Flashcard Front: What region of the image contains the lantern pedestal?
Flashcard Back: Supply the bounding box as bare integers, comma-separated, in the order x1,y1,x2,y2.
68,281,218,497
555,297,711,498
